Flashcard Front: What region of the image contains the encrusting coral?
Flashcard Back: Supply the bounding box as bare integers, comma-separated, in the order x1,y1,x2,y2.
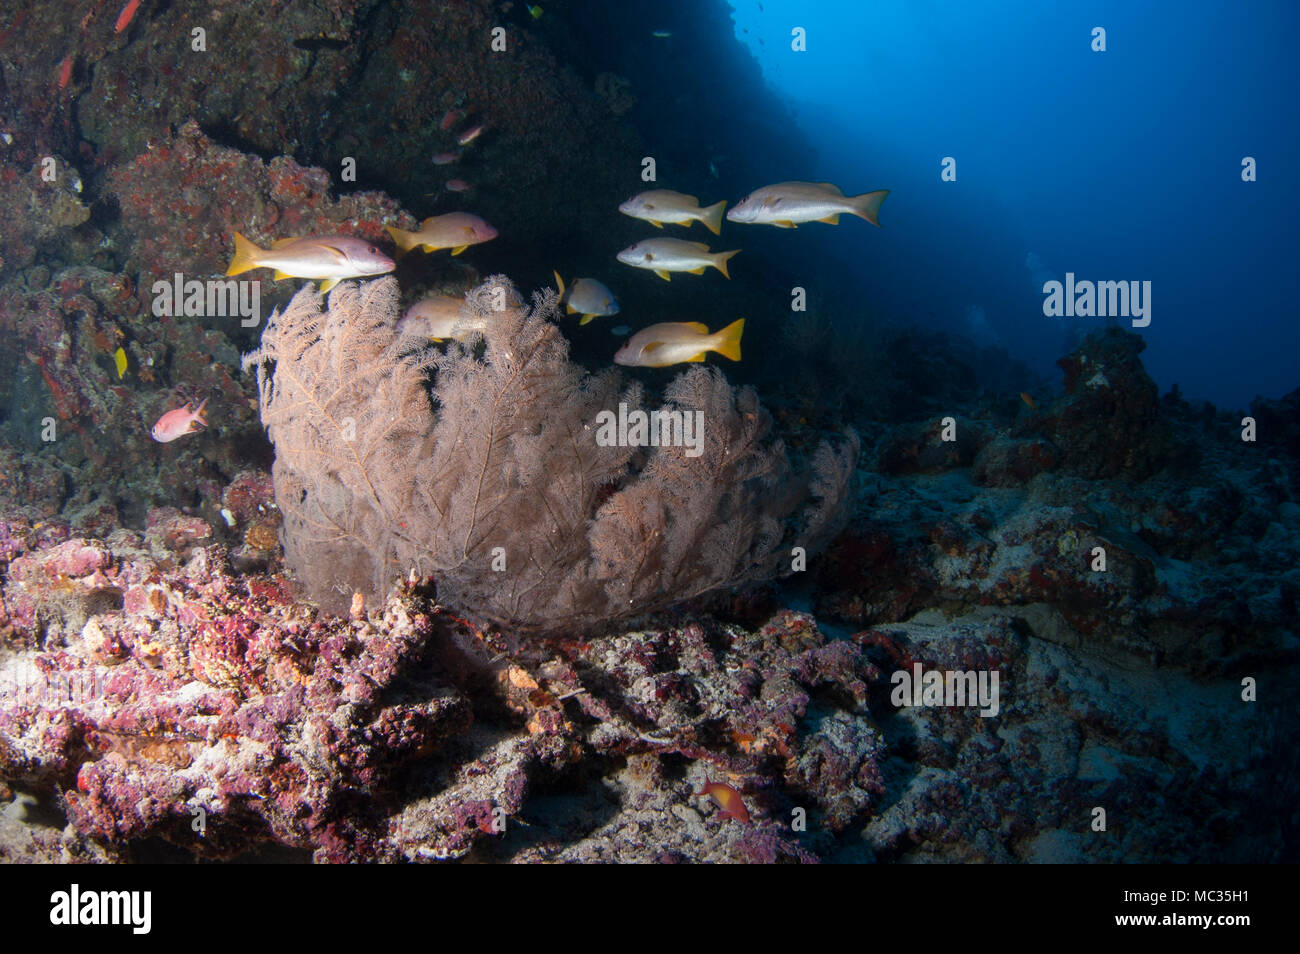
242,275,858,632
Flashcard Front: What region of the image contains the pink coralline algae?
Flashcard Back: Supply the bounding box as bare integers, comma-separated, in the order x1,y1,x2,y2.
1,524,477,860
0,498,893,863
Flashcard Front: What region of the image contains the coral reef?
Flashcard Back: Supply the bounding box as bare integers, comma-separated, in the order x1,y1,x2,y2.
0,156,89,272
1045,328,1181,480
0,0,1294,868
0,262,261,533
106,120,405,281
2,519,1291,863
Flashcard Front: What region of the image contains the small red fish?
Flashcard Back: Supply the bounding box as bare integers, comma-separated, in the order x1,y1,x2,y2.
696,780,750,824
114,0,141,34
439,108,464,131
151,398,208,443
457,123,487,146
57,55,73,90
1020,391,1037,412
445,178,470,193
431,151,459,165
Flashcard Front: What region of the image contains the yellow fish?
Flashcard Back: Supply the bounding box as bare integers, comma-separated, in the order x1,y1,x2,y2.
385,213,499,257
113,346,128,379
613,319,744,367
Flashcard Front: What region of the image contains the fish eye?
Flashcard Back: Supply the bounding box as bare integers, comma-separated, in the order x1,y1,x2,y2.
645,203,655,210
368,245,378,253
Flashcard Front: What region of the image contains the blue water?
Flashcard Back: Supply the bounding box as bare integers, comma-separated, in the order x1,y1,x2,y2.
728,0,1300,409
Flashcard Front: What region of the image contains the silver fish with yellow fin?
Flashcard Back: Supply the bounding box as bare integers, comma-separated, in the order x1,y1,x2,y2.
618,190,727,235
726,181,889,228
613,319,744,367
616,238,739,282
225,233,394,292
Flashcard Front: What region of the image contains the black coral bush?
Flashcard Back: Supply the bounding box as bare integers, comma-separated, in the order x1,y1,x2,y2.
243,275,858,633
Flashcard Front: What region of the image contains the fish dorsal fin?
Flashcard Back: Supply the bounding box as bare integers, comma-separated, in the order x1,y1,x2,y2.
270,237,298,249
683,322,709,333
816,182,844,194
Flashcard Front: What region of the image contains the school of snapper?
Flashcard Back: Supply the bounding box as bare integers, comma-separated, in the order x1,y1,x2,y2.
154,125,889,439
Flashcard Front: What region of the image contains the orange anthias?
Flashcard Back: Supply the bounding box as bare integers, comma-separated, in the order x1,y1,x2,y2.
697,780,751,824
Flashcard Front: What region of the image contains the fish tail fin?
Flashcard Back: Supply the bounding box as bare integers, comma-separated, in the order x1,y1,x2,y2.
849,189,890,227
701,200,726,236
194,397,209,428
713,249,741,279
226,232,263,276
713,318,744,362
386,225,416,256
552,269,565,298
